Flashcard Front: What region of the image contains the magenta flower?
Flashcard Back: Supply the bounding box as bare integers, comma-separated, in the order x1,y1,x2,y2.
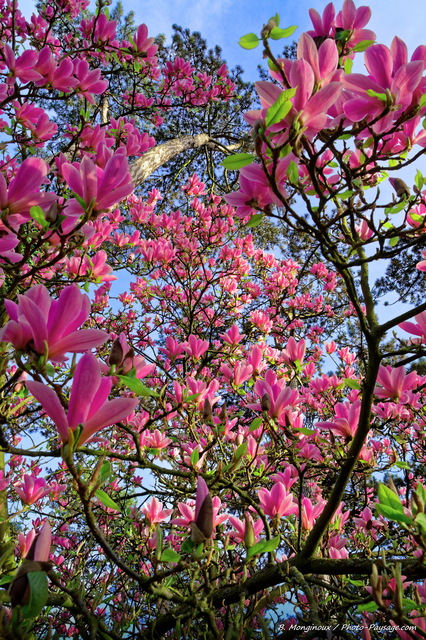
0,157,56,222
374,365,418,401
22,521,51,562
343,43,424,128
258,483,298,519
301,497,327,531
62,150,133,215
228,513,264,546
15,474,53,505
189,477,213,543
27,353,139,446
141,497,172,525
248,369,299,420
0,283,109,362
73,58,108,104
399,311,426,342
183,335,209,359
317,400,361,439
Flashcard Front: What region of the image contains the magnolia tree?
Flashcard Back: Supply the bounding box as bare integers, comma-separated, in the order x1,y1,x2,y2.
2,0,426,638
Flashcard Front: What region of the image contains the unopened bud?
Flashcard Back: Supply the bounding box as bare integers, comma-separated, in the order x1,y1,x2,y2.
261,393,271,412
109,338,124,366
193,492,213,542
389,177,410,199
203,398,213,423
219,404,228,422
45,202,59,224
243,513,256,549
261,19,276,38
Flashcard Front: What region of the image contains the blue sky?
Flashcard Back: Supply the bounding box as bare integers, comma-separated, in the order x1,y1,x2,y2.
17,0,426,82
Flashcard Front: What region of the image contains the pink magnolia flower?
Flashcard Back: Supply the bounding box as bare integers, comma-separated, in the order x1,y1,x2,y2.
26,353,139,446
14,474,52,505
317,400,361,439
228,513,264,546
0,157,56,222
140,429,171,449
343,43,424,129
282,337,306,365
20,520,51,561
399,311,426,342
374,365,418,401
0,471,9,492
0,284,109,362
248,369,299,420
141,497,172,525
183,335,209,359
258,483,298,519
301,497,327,530
73,58,108,104
62,150,133,215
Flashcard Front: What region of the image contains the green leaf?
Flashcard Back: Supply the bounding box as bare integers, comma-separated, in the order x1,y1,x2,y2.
269,25,298,40
221,153,255,170
249,417,263,431
238,33,260,49
118,375,159,397
190,448,199,466
389,236,399,247
234,441,248,461
376,504,412,525
394,461,410,470
344,57,353,74
29,206,49,229
419,94,426,107
385,201,406,214
377,483,404,511
410,212,424,222
21,571,48,619
265,88,296,128
294,427,316,436
366,89,387,102
247,535,280,558
181,537,195,553
357,601,378,613
286,160,299,185
344,378,361,390
95,490,121,512
246,213,264,228
99,461,112,484
160,549,181,563
337,189,354,199
415,169,424,191
415,512,426,534
352,40,375,52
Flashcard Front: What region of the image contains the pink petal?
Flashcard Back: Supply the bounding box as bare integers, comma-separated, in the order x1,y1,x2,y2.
27,381,69,441
67,353,101,427
80,397,139,444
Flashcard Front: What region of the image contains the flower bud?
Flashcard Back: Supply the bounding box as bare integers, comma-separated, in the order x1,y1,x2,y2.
243,513,256,549
202,398,213,423
389,177,410,199
109,337,124,366
261,393,271,412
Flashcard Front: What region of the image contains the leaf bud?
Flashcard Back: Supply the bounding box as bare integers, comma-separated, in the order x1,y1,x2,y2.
261,393,271,412
109,337,124,366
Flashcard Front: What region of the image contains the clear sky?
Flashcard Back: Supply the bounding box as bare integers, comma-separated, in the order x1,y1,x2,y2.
17,0,426,82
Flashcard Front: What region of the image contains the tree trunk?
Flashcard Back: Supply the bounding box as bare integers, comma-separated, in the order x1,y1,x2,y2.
130,133,211,187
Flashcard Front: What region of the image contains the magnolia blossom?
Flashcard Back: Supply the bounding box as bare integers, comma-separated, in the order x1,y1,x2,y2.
0,284,109,362
27,353,139,445
257,483,298,519
141,497,172,525
15,474,56,505
0,157,56,223
62,150,133,216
